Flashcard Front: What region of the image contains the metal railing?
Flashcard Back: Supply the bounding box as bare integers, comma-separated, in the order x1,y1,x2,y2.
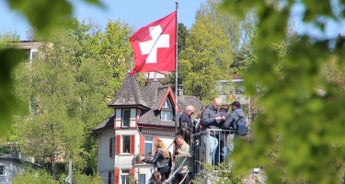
190,129,235,183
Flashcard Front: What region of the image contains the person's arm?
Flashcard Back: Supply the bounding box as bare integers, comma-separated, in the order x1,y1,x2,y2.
223,113,235,129
201,109,216,127
175,145,191,158
143,149,162,164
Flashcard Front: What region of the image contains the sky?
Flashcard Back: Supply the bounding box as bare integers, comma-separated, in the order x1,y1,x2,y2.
1,0,344,42
0,0,205,40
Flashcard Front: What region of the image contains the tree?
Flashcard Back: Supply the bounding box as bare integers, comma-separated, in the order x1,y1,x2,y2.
0,0,104,136
221,0,345,183
179,1,247,102
12,19,131,178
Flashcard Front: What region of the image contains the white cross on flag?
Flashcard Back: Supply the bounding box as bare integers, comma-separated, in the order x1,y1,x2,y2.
130,11,176,75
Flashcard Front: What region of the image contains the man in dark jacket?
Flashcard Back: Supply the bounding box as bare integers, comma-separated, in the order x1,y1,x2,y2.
179,105,195,144
201,98,225,165
222,101,246,162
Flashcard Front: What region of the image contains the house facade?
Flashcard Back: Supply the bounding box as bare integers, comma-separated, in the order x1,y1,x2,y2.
0,146,37,184
92,74,203,184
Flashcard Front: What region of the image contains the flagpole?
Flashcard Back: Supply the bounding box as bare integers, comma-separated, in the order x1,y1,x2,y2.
175,0,179,134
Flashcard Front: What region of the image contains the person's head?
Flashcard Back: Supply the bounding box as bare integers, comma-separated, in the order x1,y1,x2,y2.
175,134,185,147
152,171,162,184
155,139,166,149
231,101,241,109
155,139,170,157
212,98,222,110
185,105,195,117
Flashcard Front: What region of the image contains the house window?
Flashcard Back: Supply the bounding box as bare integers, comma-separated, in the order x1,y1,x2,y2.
144,137,153,155
139,174,146,184
109,137,116,157
108,170,114,184
121,169,130,184
0,165,4,176
122,109,130,127
161,99,172,121
122,135,130,153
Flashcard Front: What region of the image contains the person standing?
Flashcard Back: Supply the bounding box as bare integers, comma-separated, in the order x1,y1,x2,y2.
172,135,192,184
222,101,246,162
143,140,172,182
201,98,225,165
179,105,195,144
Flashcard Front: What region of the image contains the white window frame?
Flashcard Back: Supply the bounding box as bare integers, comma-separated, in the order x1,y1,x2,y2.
121,169,130,184
161,99,173,121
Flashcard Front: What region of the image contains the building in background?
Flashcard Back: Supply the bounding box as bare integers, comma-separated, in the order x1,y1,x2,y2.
0,145,38,184
92,74,203,184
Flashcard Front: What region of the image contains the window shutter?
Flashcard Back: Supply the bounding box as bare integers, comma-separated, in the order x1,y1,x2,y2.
130,135,135,154
109,138,113,157
114,168,120,184
116,135,121,154
130,168,135,184
139,136,145,155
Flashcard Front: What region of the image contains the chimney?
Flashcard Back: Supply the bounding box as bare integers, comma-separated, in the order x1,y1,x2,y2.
178,85,184,96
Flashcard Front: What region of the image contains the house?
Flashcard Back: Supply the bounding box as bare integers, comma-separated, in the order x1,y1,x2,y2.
0,145,38,184
92,74,203,184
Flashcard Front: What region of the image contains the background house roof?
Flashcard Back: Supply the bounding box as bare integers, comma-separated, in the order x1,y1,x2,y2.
108,74,148,110
94,74,204,132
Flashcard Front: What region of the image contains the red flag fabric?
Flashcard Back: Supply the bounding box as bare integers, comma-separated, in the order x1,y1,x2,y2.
130,11,176,75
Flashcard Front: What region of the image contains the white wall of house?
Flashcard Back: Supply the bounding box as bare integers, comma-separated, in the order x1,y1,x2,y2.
97,128,115,184
0,159,22,184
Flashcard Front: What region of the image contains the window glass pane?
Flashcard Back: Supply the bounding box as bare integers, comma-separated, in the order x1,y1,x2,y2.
144,137,153,155
121,169,130,184
122,109,130,127
122,135,130,153
110,137,116,157
0,165,4,175
161,110,172,121
139,174,146,184
163,99,172,108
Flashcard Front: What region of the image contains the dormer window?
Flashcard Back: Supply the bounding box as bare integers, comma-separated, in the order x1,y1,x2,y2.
161,99,173,121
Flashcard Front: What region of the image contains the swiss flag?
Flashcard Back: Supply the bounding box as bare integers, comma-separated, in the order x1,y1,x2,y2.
130,11,176,75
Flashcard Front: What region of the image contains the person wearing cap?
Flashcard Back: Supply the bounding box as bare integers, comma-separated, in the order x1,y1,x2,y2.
222,101,246,162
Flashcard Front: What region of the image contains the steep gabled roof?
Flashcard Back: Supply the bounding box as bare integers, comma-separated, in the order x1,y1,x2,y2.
139,81,176,128
94,76,203,132
143,80,163,107
108,74,149,110
178,96,204,112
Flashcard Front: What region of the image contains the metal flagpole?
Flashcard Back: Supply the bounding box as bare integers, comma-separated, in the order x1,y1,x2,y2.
174,0,179,134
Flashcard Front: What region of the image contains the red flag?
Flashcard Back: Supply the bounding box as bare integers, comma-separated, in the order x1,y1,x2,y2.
130,11,176,75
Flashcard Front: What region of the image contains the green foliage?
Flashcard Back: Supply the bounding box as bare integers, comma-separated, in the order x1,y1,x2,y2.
221,0,345,183
0,36,26,136
72,173,103,184
12,169,59,184
0,0,104,138
179,1,241,103
12,169,103,184
192,162,244,184
11,19,131,178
